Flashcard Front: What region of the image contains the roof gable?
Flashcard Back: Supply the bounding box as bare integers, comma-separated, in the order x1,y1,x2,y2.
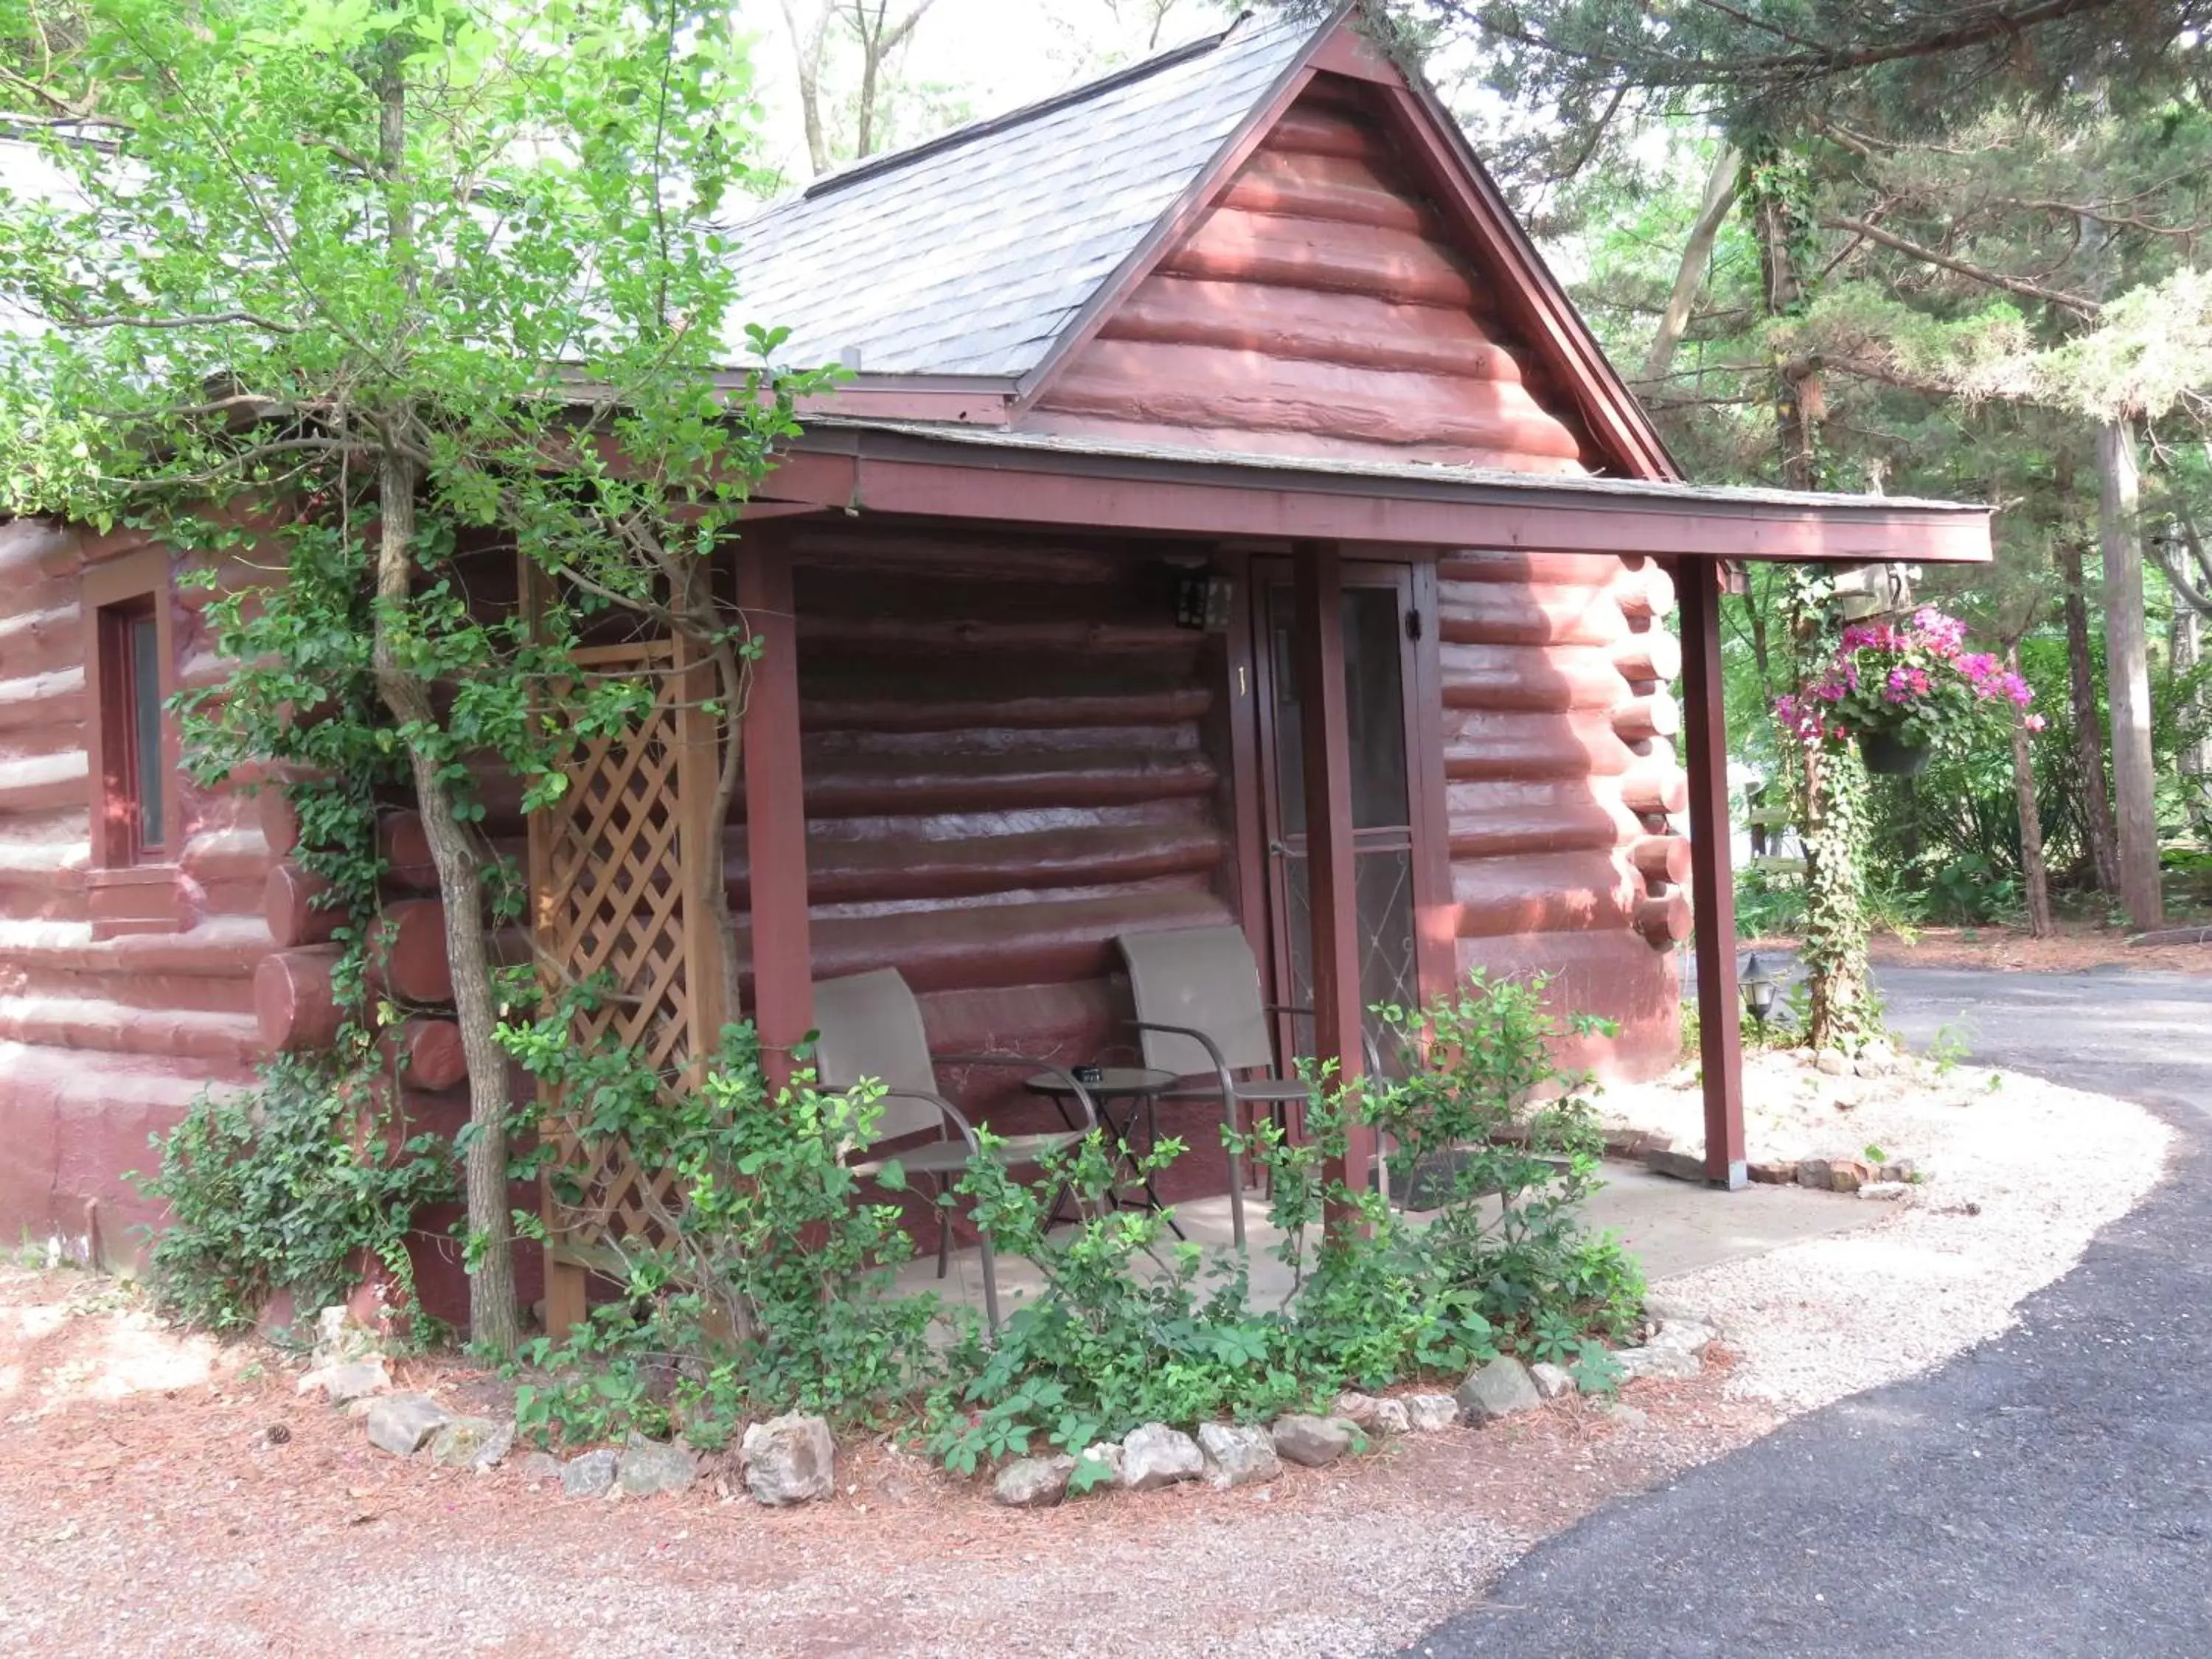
1018,75,1599,476
736,6,1677,482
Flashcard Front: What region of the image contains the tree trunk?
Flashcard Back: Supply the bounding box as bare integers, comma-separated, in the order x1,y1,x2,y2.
2009,644,2053,938
373,45,517,1355
781,0,831,175
2174,602,2212,842
1644,145,1741,383
2096,417,2163,930
374,456,520,1355
1755,184,1818,491
2056,536,2121,892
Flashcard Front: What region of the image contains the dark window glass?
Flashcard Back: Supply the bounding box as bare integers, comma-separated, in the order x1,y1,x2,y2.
129,612,164,850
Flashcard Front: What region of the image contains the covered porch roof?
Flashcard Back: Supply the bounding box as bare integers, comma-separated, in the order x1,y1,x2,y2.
756,417,1994,566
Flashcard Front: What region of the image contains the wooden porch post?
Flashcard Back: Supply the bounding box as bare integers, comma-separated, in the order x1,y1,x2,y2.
1678,559,1747,1189
737,531,814,1090
1292,540,1374,1200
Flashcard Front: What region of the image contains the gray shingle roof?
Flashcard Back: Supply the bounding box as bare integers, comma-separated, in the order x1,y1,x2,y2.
726,13,1318,379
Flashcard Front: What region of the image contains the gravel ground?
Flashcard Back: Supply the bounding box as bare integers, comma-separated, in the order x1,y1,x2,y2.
0,1265,1775,1659
1602,1051,2174,1411
0,1053,2169,1657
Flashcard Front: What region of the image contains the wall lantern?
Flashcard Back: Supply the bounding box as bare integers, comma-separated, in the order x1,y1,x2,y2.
1174,571,1234,633
1741,953,1778,1031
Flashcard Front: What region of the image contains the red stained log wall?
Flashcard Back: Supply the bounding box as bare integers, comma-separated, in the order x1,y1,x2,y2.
1025,80,1599,472
1436,548,1686,1076
771,521,1241,1204
0,520,271,1266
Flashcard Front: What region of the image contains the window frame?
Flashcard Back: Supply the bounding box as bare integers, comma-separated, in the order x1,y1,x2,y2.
83,547,181,872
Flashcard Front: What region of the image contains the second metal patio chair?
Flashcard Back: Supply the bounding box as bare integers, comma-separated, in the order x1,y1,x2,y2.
1115,922,1329,1253
811,967,1097,1334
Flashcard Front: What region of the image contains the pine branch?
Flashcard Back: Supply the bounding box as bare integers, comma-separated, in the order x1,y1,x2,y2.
1818,215,2104,317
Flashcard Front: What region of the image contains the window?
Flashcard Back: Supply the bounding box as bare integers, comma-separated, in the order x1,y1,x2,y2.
83,547,177,873
100,599,167,860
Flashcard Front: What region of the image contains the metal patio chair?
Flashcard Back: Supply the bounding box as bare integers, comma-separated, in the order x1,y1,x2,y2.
1115,922,1333,1253
810,967,1097,1334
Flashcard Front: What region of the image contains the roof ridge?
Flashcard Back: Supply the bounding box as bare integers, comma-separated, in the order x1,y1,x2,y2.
799,10,1261,202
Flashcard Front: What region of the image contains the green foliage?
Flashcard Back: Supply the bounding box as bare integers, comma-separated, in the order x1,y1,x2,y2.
134,1053,455,1338
0,0,841,1346
497,1019,947,1450
1366,973,1644,1357
495,976,1644,1470
928,971,1644,1470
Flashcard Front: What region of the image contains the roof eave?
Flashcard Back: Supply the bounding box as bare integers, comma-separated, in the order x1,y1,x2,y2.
758,421,1992,566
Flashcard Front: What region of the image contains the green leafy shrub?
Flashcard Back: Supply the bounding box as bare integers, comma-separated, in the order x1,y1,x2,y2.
1365,971,1644,1363
136,1053,455,1338
496,1017,947,1450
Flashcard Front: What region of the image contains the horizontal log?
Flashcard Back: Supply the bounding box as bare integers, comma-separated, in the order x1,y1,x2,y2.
1610,692,1681,743
788,888,1231,998
1164,209,1481,310
1616,563,1676,622
0,603,84,680
800,688,1211,734
372,899,529,1005
1453,850,1635,940
179,827,271,886
1043,339,1584,459
0,667,85,734
265,860,343,949
1439,550,1630,589
1449,927,1679,1082
1635,891,1694,947
378,811,452,892
1447,780,1632,858
1441,708,1633,782
1019,406,1583,472
795,611,1195,658
1621,759,1689,817
737,823,1228,908
1101,276,1523,383
1630,835,1693,886
762,750,1222,821
1613,627,1682,685
392,1017,468,1091
255,945,346,1052
791,526,1144,585
0,751,88,814
1221,147,1445,235
1436,584,1628,649
0,993,262,1067
1439,643,1626,713
1262,105,1392,163
0,518,80,580
0,914,270,978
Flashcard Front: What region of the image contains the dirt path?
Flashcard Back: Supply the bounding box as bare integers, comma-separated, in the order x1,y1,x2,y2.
0,1267,1772,1659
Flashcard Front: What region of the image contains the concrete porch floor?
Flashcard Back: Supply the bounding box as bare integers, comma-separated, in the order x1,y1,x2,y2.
888,1164,1879,1320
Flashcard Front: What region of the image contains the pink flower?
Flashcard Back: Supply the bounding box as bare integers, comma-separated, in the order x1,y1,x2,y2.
2025,713,2048,731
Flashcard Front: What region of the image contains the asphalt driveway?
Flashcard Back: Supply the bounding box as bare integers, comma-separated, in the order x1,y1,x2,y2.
1408,964,2212,1659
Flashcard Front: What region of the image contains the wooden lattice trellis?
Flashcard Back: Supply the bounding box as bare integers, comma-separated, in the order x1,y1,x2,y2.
529,636,728,1332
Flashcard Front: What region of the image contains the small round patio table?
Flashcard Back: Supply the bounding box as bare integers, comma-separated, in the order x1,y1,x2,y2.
1022,1066,1184,1239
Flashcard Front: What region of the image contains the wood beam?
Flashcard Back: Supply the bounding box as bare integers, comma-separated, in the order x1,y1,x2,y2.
737,529,814,1091
1677,559,1746,1189
761,434,1995,566
1292,539,1374,1201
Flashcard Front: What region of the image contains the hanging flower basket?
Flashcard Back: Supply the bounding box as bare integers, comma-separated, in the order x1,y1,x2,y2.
1857,728,1933,775
1776,608,2042,764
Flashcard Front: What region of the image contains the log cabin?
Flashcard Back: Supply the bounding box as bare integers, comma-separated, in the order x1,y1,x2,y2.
0,4,1992,1324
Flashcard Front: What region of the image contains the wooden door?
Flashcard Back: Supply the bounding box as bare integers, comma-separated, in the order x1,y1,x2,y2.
1252,562,1423,1071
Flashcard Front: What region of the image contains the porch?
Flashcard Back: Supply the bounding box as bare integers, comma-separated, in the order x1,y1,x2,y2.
885,1164,1881,1321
